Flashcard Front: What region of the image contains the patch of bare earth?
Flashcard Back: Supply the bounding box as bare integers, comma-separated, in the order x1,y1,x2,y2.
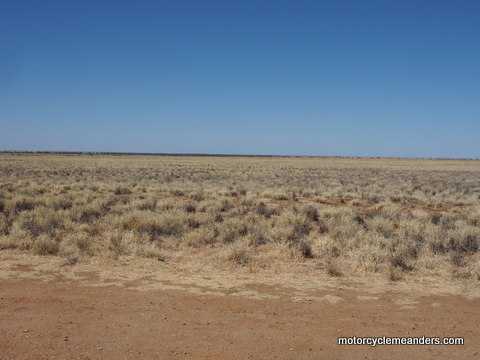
0,253,479,359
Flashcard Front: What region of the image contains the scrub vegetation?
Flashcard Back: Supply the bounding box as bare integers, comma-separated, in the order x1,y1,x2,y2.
1,153,479,281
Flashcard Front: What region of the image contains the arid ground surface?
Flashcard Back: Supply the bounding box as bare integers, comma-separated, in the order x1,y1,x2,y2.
0,252,479,360
1,154,480,359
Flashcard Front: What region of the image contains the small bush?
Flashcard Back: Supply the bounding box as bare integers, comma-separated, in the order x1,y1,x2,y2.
440,215,457,230
186,215,201,229
61,255,79,266
224,242,250,266
390,253,412,271
247,220,269,247
326,260,343,277
185,227,217,246
238,187,247,196
114,187,132,195
0,213,9,235
120,212,185,240
450,251,466,267
298,239,313,258
218,199,233,212
19,210,65,237
34,235,60,255
220,218,249,243
290,214,312,240
79,209,101,224
256,202,273,218
367,216,395,239
389,266,404,281
51,197,73,210
191,191,205,201
136,199,157,211
75,235,93,255
430,240,447,254
13,198,38,212
184,204,196,213
273,193,288,201
302,205,319,222
431,213,442,224
107,232,134,256
448,229,479,253
353,214,364,225
170,189,184,196
318,220,329,234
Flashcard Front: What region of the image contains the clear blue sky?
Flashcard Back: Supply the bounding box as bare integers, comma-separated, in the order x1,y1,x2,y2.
1,1,479,158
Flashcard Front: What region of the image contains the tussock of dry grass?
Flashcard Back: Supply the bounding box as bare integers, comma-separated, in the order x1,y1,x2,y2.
0,153,479,281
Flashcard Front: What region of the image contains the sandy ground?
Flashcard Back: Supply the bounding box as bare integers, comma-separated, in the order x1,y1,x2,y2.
1,252,479,360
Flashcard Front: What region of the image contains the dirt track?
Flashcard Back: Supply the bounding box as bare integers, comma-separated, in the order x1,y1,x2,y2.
0,255,479,359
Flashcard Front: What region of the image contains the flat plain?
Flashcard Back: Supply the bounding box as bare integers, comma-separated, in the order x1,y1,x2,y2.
1,153,479,359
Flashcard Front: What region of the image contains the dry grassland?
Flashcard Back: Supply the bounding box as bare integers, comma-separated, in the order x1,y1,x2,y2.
1,153,479,281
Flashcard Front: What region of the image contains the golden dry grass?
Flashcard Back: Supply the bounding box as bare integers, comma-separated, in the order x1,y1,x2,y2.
0,153,479,281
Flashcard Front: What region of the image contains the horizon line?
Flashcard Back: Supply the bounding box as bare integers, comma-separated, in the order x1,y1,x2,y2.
0,150,478,161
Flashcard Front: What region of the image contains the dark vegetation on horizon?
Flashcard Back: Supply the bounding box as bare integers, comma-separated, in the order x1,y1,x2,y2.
0,150,477,161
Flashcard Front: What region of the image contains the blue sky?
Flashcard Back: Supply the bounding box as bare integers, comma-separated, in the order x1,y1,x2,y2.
1,1,479,158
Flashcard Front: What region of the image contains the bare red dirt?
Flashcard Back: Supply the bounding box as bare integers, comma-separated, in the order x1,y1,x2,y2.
1,270,479,360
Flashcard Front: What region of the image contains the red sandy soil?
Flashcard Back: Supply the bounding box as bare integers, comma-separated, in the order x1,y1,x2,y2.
0,257,479,360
